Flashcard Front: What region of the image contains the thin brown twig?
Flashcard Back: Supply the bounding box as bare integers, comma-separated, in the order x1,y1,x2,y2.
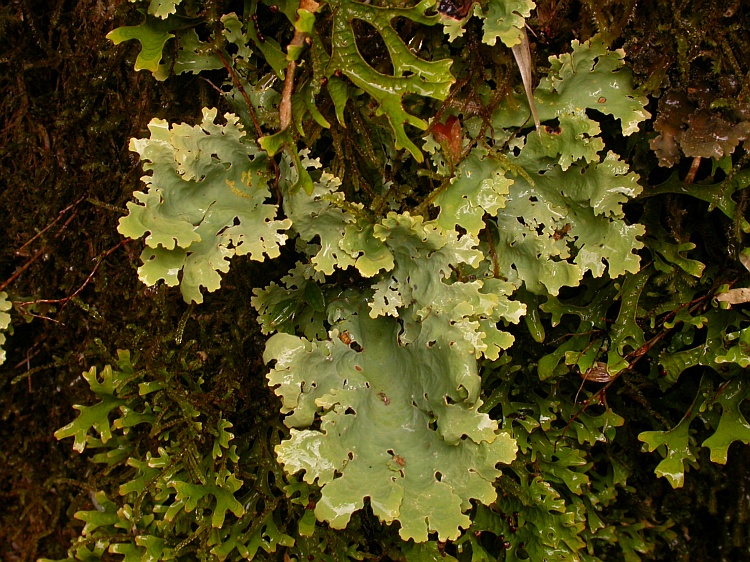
14,196,85,256
0,247,48,294
15,310,61,324
278,0,320,130
0,197,86,294
215,49,263,139
14,240,129,313
59,239,130,312
215,48,282,203
621,377,672,429
547,328,604,346
413,176,453,216
555,291,715,449
200,76,225,96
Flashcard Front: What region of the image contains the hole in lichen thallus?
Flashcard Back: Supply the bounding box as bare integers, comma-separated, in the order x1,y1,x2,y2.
352,20,394,75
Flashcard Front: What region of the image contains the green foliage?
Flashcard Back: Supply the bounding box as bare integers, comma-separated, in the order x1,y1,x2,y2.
247,29,654,550
639,375,750,487
489,142,644,295
325,0,455,161
118,108,291,303
50,351,300,561
440,0,534,46
432,147,514,236
447,36,650,296
332,6,440,157
106,14,183,77
53,360,129,452
492,35,650,135
50,0,750,560
481,0,535,47
266,305,517,541
137,0,183,19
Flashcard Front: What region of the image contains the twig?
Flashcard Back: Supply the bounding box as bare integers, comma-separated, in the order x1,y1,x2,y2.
86,197,125,214
0,247,48,294
279,0,320,130
684,156,702,184
215,48,281,203
15,310,60,323
555,291,715,449
413,176,453,216
14,196,85,256
58,239,130,312
0,196,86,293
13,240,129,313
215,49,263,139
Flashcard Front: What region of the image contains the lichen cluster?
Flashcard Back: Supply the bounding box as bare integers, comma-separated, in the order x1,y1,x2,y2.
2,0,750,560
